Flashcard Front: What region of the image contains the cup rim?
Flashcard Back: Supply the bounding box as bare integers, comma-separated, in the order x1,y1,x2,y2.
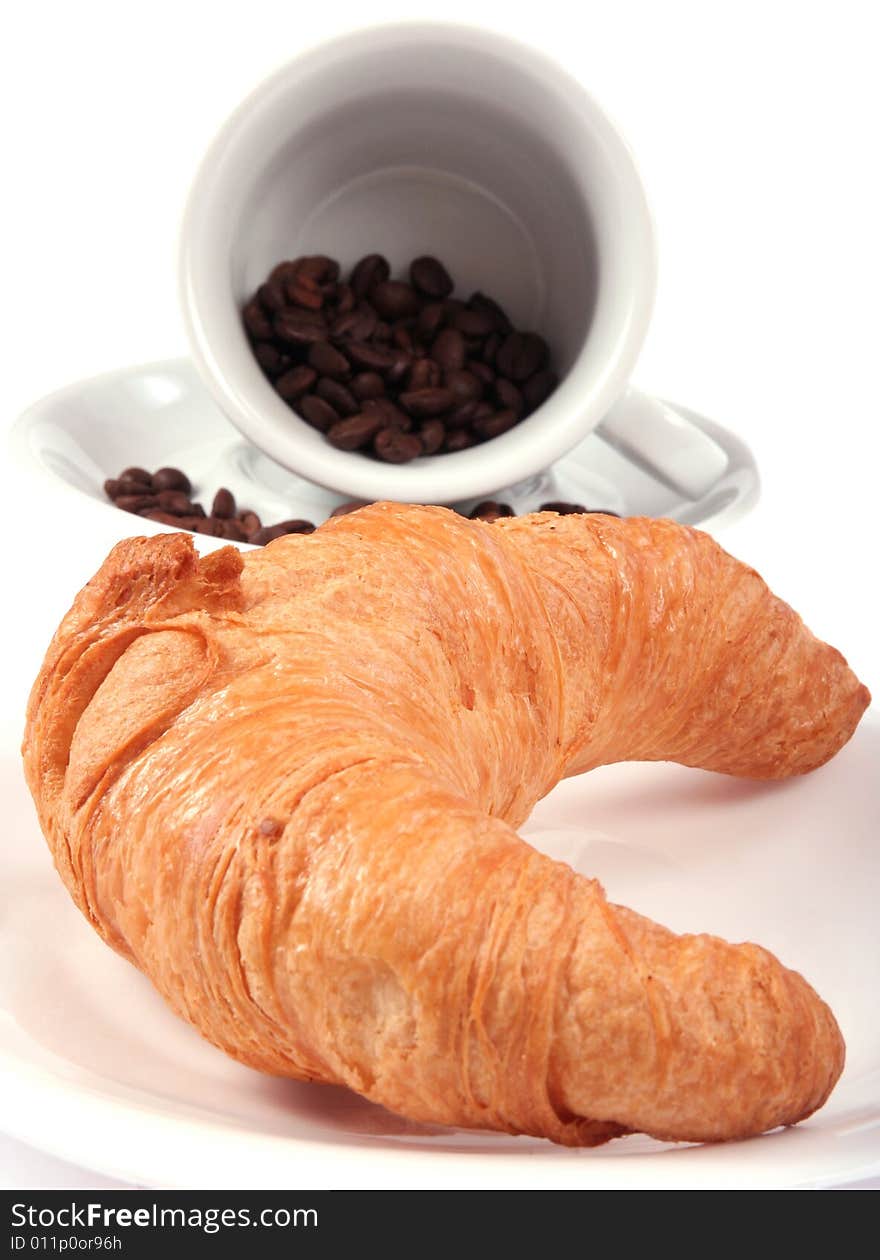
179,19,657,503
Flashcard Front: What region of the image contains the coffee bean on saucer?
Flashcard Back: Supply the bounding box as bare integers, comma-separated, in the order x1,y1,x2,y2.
157,490,196,516
238,510,262,537
115,493,158,514
469,501,515,522
330,501,370,517
539,501,588,515
119,466,152,487
212,488,236,519
152,467,191,493
276,519,316,534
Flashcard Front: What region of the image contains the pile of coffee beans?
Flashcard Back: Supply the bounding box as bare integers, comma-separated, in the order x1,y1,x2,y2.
243,254,559,462
103,465,619,546
103,467,314,544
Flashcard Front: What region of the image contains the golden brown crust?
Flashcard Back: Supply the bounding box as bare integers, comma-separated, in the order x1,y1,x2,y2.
22,505,868,1144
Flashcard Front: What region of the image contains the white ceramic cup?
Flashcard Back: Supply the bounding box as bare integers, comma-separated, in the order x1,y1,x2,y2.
180,21,726,505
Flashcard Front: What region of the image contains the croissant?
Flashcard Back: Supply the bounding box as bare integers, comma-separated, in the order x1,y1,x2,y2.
23,504,869,1146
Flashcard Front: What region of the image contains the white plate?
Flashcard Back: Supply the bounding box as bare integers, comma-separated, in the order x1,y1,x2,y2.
1,716,878,1190
5,362,876,1189
9,359,759,532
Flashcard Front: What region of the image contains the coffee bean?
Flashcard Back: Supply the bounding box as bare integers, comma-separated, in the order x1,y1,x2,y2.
481,332,501,365
334,283,355,314
398,387,456,417
218,517,248,542
308,340,351,379
468,291,513,332
258,280,288,313
373,321,392,343
445,369,483,404
296,255,340,284
473,408,517,440
275,365,317,401
410,256,454,299
268,260,300,286
157,490,196,516
253,342,286,376
431,328,466,371
453,309,495,338
331,307,375,341
494,378,524,415
116,493,158,514
496,332,548,382
346,341,397,372
446,401,478,428
392,325,415,354
212,488,236,519
287,275,324,310
539,501,588,515
417,302,447,342
418,420,446,454
522,370,558,412
142,509,197,530
370,281,421,320
407,359,434,392
469,500,514,522
113,475,152,497
363,397,412,429
275,519,316,534
330,501,370,516
251,524,289,544
238,510,262,537
351,372,385,400
104,478,122,499
349,254,390,300
298,394,339,432
153,467,191,493
444,429,474,453
373,428,422,463
274,310,327,346
468,361,496,388
327,412,385,451
243,299,273,341
119,466,152,486
316,377,359,417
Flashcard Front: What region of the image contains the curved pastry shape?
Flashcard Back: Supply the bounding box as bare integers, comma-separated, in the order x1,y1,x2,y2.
23,505,869,1145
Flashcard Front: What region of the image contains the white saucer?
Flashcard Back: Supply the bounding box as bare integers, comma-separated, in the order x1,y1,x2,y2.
10,358,759,533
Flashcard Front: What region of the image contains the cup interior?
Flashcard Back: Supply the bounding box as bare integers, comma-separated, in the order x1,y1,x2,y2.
182,25,654,502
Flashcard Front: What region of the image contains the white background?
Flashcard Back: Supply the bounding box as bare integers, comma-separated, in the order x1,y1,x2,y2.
2,0,878,1189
